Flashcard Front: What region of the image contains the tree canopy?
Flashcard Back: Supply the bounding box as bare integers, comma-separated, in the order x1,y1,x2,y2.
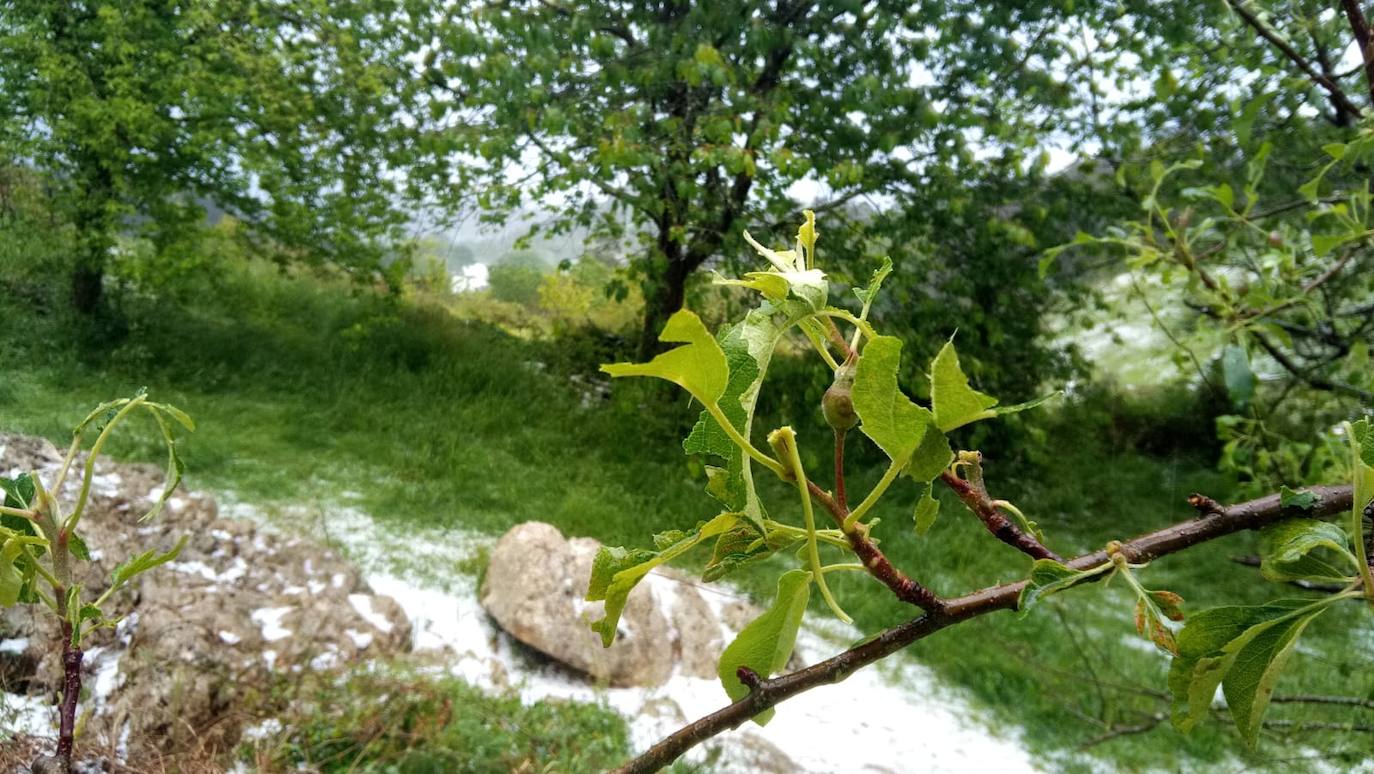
0,0,430,312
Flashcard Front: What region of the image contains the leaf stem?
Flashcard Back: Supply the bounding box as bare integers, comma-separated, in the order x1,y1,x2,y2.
844,458,903,530
705,403,787,479
0,505,37,519
773,428,851,624
67,395,146,533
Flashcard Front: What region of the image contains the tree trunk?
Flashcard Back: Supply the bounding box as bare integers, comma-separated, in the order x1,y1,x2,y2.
637,256,690,359
71,257,104,315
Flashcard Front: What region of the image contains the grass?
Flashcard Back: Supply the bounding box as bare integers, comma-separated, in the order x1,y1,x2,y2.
245,663,632,772
2,242,1371,772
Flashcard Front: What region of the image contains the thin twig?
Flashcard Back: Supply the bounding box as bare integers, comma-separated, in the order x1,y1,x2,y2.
939,456,1063,563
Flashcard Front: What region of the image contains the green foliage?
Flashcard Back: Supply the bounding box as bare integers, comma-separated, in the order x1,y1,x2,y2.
593,213,1066,711
426,0,1140,351
486,251,550,306
250,665,630,772
1167,597,1346,746
851,336,936,468
716,569,812,726
1017,559,1112,618
0,0,432,309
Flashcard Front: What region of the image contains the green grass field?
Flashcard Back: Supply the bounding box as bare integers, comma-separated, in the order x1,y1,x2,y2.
2,251,1370,772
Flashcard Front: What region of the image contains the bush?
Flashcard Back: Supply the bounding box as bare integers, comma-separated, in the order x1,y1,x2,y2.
487,250,549,306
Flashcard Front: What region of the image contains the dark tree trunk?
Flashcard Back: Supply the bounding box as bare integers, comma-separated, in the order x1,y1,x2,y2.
637,250,691,359
71,258,104,315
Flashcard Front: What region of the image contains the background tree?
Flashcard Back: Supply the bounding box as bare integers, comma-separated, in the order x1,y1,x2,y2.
426,1,1144,358
0,0,430,314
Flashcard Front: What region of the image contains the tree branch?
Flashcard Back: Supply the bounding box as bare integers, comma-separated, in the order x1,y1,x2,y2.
1341,0,1374,106
613,484,1354,773
1224,0,1365,121
939,455,1063,562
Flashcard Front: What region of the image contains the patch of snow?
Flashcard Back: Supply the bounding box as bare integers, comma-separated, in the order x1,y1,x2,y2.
0,637,28,654
1,691,54,737
219,630,242,645
241,717,282,740
251,607,293,642
348,594,395,634
345,629,373,649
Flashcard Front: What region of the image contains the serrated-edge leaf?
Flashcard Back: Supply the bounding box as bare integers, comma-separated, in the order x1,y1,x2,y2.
111,535,188,589
851,335,933,467
1258,518,1360,583
913,485,939,536
1278,486,1318,511
853,256,893,307
1223,607,1326,746
930,340,998,432
717,569,812,725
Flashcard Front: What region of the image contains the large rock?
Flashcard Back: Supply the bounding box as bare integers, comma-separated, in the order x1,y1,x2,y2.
480,522,674,686
479,521,748,687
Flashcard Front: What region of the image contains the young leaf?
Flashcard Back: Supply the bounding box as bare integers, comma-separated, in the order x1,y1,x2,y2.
1278,486,1318,511
702,521,775,582
1258,518,1360,584
110,535,188,591
913,485,940,536
717,569,812,725
930,340,998,432
1223,607,1327,746
851,335,935,467
602,309,729,408
587,513,738,646
0,475,38,536
1221,344,1254,410
853,256,893,307
1017,558,1113,617
0,537,27,607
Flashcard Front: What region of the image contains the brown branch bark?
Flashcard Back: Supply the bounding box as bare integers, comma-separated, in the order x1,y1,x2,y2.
613,484,1354,773
1341,0,1374,106
939,458,1063,562
56,620,83,773
806,481,943,612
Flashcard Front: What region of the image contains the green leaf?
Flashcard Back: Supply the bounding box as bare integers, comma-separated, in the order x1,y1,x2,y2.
603,309,729,406
852,335,936,467
913,485,940,536
682,306,794,525
110,535,187,590
717,569,812,725
853,256,893,307
1223,607,1327,745
0,475,38,536
1167,599,1327,736
587,513,738,646
1221,344,1254,410
702,521,775,582
0,538,27,607
1017,559,1113,617
1259,518,1360,584
930,340,998,432
906,423,953,483
1278,486,1318,511
67,531,91,562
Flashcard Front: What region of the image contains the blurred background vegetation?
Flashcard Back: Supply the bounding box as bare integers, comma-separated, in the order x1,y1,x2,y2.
2,0,1373,771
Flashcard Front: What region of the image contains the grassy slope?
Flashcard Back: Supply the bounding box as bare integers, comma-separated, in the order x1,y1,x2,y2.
2,257,1370,772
